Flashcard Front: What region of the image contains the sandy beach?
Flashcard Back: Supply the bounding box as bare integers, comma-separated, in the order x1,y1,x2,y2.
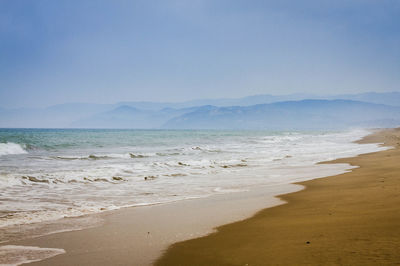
2,128,399,265
5,179,309,265
156,128,400,265
2,1,400,265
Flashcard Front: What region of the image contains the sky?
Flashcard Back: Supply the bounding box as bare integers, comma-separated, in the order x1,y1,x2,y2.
0,0,399,108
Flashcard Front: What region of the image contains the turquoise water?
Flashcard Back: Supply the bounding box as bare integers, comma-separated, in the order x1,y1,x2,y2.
0,128,385,228
0,128,288,151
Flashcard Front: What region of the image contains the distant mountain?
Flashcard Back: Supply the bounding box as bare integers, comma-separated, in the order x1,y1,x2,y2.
325,92,400,107
119,92,400,109
70,105,200,128
70,106,151,128
46,102,115,116
163,100,400,130
1,92,399,128
116,93,318,110
0,103,116,128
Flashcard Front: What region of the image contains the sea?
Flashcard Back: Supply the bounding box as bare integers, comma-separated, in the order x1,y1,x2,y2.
0,128,386,240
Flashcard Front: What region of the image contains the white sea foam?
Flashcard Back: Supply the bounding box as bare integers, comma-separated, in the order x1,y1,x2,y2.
0,129,388,229
0,245,65,266
0,143,27,157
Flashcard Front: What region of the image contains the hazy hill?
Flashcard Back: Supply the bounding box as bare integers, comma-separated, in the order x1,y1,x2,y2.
118,92,400,109
107,92,400,110
0,103,116,128
1,92,399,128
327,92,400,107
163,100,400,130
70,105,200,129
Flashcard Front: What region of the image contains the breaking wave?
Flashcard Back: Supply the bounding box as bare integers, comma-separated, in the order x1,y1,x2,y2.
0,245,65,266
54,153,148,160
0,143,27,157
14,175,127,185
52,147,221,161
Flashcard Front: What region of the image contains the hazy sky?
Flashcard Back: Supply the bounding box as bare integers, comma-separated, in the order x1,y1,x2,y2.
1,0,399,108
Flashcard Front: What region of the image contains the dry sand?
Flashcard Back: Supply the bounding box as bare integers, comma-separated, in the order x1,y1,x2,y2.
156,128,400,265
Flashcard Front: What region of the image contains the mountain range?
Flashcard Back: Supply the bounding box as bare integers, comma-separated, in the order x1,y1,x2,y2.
163,100,400,130
1,92,400,129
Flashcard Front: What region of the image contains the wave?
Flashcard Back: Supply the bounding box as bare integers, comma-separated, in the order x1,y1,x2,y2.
129,153,147,158
54,155,114,160
54,152,148,160
51,146,221,161
16,175,127,185
191,146,222,153
0,143,28,157
21,176,49,183
221,163,248,168
0,245,65,266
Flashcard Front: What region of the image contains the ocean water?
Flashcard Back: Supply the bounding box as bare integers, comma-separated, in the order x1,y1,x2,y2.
0,128,386,230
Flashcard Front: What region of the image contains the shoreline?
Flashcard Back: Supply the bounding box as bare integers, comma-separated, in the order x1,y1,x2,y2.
156,128,400,265
1,129,393,265
5,183,301,265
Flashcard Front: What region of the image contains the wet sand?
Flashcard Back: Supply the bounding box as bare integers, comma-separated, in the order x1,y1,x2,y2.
156,128,400,265
7,182,306,265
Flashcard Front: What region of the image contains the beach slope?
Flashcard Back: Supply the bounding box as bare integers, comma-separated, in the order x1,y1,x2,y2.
156,128,400,265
